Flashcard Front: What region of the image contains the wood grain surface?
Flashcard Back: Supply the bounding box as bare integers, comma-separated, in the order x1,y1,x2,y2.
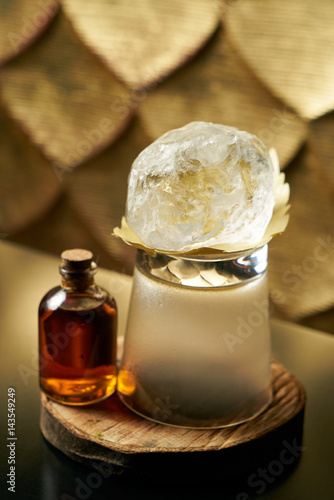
40,360,305,483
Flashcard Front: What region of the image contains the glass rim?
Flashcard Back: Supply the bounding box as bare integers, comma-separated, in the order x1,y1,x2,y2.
136,246,268,289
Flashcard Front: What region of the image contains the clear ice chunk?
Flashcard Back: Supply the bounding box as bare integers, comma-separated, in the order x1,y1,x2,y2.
126,121,275,251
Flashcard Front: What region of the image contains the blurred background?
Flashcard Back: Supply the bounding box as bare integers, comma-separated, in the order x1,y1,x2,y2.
0,0,333,332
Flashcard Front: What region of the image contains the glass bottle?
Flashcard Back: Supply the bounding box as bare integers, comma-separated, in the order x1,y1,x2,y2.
117,246,272,428
39,249,117,405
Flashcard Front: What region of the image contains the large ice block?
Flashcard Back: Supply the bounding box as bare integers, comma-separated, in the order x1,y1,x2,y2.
126,122,275,251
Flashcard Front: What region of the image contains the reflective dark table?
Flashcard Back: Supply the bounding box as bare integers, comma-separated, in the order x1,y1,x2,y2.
1,241,333,500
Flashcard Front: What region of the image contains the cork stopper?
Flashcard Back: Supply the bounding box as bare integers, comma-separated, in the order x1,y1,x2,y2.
60,249,96,275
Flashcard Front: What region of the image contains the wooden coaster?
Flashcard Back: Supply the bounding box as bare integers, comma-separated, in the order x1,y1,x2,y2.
40,360,305,483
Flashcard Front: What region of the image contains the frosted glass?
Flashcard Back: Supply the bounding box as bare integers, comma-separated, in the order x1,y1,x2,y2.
118,249,272,428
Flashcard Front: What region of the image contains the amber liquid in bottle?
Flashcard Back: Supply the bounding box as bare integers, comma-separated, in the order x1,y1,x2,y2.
39,249,117,405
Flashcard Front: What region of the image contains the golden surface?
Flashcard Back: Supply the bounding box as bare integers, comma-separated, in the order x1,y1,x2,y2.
10,195,132,276
225,0,334,119
0,104,60,235
65,118,149,269
0,0,333,327
139,29,307,169
0,12,134,169
61,0,222,88
268,145,334,319
0,0,58,64
309,112,334,190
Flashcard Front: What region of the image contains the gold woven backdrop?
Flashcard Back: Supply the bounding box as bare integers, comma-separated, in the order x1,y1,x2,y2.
0,0,333,331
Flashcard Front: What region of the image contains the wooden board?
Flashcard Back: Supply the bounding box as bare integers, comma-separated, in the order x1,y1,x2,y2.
40,360,305,483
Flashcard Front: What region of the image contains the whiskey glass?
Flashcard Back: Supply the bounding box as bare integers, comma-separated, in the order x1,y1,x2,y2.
117,246,272,428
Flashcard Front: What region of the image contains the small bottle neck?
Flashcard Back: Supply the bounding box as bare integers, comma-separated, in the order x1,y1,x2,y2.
59,249,98,291
61,272,95,291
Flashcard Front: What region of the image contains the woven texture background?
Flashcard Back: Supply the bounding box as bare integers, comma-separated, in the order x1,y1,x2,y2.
0,0,333,331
